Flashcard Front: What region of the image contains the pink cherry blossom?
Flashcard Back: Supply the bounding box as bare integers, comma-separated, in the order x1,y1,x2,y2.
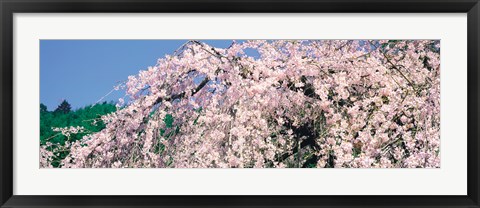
40,40,440,168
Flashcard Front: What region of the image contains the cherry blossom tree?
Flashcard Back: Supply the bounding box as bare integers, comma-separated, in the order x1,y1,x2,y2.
40,40,440,168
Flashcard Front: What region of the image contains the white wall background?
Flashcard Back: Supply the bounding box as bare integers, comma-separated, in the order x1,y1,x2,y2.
13,13,467,195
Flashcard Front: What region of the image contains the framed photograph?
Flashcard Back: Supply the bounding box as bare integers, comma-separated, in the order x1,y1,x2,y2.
1,0,479,207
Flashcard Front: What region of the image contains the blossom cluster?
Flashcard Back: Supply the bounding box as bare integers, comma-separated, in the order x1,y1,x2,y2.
40,40,440,168
52,126,86,137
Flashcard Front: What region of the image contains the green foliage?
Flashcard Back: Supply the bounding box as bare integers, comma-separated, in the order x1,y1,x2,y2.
53,100,72,114
40,101,117,145
164,114,174,128
155,113,179,155
40,103,48,113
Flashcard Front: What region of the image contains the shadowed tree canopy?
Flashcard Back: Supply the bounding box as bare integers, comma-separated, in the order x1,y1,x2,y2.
54,100,72,114
40,103,48,113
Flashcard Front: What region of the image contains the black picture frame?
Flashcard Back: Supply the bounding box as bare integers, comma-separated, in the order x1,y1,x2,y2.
1,0,479,207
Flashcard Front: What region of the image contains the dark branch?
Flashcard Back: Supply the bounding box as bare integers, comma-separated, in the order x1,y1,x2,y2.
153,77,210,106
274,120,320,164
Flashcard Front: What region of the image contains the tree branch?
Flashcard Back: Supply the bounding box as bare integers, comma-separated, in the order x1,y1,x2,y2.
153,77,210,106
274,120,320,164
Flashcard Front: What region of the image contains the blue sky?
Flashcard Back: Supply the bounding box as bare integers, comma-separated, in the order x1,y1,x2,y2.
40,40,234,111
